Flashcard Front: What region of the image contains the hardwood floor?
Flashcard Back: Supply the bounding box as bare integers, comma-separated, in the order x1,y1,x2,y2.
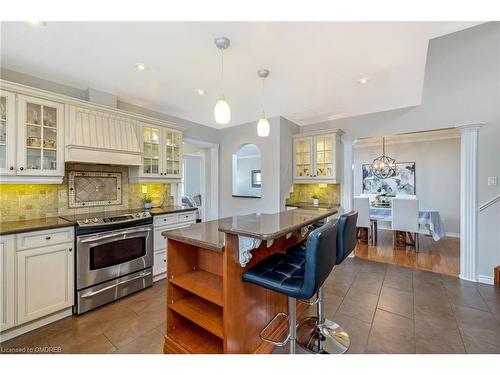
354,229,460,276
2,257,499,354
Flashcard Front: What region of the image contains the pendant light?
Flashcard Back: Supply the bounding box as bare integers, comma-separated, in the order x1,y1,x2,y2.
256,69,270,137
214,37,231,124
371,137,396,179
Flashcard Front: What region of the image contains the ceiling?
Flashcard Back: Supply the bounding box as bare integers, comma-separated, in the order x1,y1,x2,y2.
0,22,481,128
353,128,460,148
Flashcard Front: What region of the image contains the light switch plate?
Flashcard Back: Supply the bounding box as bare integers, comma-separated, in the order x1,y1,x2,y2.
488,176,498,186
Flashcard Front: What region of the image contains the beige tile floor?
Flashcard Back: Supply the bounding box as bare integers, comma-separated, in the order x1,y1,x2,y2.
2,257,500,354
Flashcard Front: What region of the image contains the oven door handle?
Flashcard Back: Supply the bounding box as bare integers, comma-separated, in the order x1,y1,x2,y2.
80,271,152,298
79,227,152,243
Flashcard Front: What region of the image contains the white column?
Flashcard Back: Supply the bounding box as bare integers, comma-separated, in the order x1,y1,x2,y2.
457,124,483,282
341,138,354,212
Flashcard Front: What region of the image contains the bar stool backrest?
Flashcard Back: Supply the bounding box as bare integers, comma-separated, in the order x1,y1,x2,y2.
302,220,338,299
336,211,358,265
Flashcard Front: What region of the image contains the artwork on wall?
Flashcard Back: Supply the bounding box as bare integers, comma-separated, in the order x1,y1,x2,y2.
362,162,415,195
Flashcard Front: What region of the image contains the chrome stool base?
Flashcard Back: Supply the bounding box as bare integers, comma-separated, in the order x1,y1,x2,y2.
296,316,350,354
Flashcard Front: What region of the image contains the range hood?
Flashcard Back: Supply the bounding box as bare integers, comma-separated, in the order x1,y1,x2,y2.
65,105,142,166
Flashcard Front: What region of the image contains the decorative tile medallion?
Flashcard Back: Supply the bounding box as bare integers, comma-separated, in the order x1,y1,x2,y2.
68,171,122,208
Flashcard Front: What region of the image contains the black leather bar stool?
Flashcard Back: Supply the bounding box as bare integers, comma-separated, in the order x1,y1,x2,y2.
287,211,358,354
242,220,339,354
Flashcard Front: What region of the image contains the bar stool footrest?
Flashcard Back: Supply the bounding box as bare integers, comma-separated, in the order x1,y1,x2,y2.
259,312,291,347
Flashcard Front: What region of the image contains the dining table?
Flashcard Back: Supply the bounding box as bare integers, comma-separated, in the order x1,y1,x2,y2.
369,206,446,241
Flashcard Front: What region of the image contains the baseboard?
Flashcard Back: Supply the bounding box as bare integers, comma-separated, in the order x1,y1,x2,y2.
0,307,73,343
153,273,166,282
478,275,494,285
445,232,460,238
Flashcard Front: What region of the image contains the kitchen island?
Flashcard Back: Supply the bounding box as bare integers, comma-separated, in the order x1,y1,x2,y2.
162,208,337,354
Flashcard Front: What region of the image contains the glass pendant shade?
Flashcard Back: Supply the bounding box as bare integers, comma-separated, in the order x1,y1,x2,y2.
257,116,270,137
214,98,231,124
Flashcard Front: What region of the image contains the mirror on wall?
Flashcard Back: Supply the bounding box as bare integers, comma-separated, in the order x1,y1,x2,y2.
232,143,262,198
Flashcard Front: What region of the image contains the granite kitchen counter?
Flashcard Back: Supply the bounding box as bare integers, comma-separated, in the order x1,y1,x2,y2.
285,201,340,210
218,208,337,241
0,216,75,235
147,206,198,215
162,218,228,252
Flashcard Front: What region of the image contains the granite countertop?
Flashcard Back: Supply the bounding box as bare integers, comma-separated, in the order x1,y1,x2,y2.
0,217,75,236
218,208,338,241
162,218,228,252
286,201,340,210
147,206,198,215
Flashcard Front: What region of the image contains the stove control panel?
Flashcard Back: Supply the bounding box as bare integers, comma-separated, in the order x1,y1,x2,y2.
77,211,152,227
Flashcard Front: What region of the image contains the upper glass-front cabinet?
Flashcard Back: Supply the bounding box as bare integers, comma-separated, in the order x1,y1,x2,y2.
293,132,340,183
0,91,16,175
293,137,313,178
142,126,161,176
135,123,182,180
164,130,181,177
17,95,64,176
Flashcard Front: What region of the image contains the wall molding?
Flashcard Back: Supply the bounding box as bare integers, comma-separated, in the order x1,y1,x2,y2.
478,275,494,285
479,194,500,212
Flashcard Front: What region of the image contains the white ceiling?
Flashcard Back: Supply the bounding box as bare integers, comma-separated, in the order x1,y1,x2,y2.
0,22,480,128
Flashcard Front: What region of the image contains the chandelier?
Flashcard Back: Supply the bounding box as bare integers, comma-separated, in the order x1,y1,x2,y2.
371,137,396,179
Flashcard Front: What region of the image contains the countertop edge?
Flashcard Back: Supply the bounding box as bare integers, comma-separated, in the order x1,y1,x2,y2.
148,206,198,215
0,219,75,236
218,209,338,241
162,231,224,252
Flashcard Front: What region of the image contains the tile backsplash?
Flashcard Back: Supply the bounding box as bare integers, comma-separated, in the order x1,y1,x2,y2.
0,163,173,222
287,184,340,206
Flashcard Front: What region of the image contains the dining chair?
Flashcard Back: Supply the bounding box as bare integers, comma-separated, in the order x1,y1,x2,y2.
353,196,374,245
391,198,420,251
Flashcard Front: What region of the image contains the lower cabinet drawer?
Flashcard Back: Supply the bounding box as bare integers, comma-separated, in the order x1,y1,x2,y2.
153,250,167,276
16,227,74,251
177,211,196,223
154,214,177,227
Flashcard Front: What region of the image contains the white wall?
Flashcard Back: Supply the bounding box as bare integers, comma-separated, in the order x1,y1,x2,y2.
301,22,500,281
354,137,461,234
219,117,281,217
183,154,202,198
234,156,261,197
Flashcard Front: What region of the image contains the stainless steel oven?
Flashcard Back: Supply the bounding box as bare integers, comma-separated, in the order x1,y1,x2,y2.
72,211,154,314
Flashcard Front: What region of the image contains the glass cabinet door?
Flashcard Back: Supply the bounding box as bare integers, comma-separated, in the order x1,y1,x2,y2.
314,135,334,178
18,96,64,175
142,126,161,176
0,92,16,175
164,130,181,176
294,137,312,178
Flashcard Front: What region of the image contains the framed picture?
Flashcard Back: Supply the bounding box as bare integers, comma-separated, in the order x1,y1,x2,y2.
251,170,262,188
362,162,415,195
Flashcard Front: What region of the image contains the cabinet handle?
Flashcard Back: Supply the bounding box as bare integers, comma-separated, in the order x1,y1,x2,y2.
20,167,24,171
9,166,14,171
45,236,51,240
69,248,72,252
163,259,166,263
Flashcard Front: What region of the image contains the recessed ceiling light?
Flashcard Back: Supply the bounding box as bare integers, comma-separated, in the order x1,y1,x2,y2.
134,63,149,71
197,89,205,96
29,21,47,27
358,77,369,84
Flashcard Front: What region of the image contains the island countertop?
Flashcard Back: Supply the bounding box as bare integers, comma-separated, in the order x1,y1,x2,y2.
218,208,337,241
162,218,228,252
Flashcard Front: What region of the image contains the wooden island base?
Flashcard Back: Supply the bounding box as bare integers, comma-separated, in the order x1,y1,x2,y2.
164,232,308,354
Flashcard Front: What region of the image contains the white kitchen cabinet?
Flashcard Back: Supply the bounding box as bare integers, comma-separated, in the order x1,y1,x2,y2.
16,95,65,177
16,242,74,325
129,123,182,183
0,91,17,176
293,131,341,183
152,212,196,280
0,235,15,331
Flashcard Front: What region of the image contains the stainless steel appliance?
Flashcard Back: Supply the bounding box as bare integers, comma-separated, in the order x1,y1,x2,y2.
69,210,154,314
